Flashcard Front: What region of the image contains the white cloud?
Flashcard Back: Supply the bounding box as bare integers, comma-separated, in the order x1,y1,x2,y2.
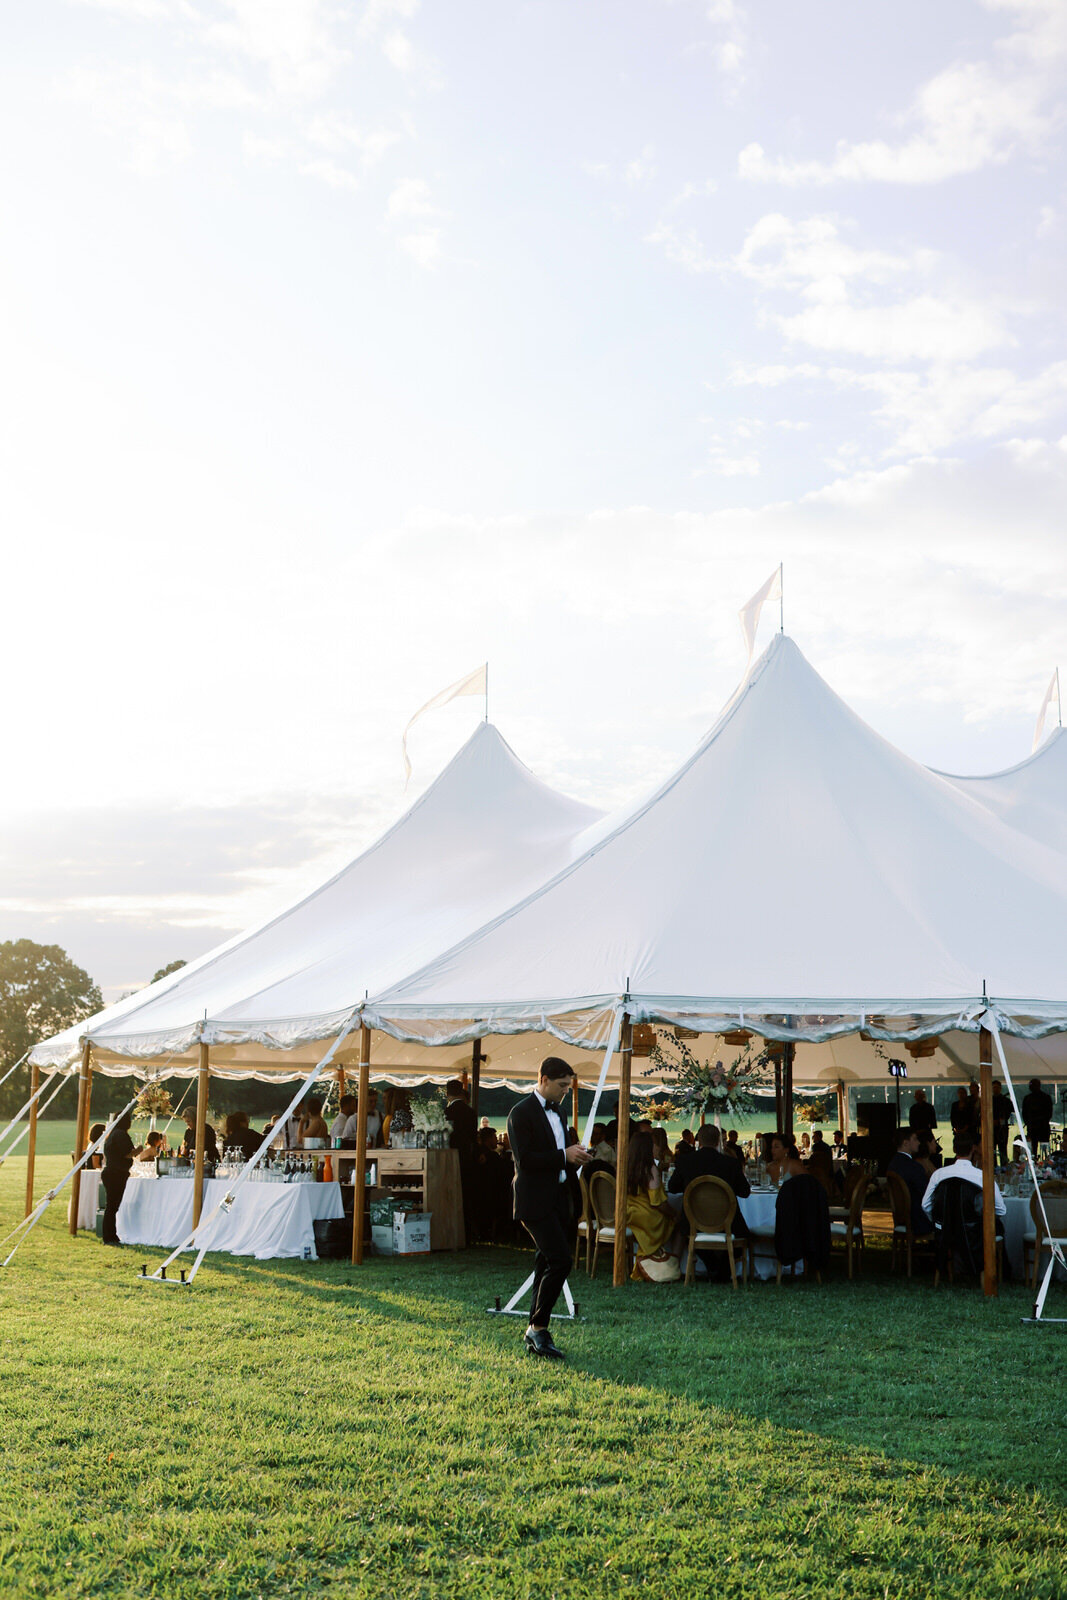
1037,203,1058,237
304,114,401,165
357,0,419,38
383,30,415,72
625,144,658,186
299,157,362,191
644,220,715,272
199,1,350,98
387,176,440,218
728,362,823,386
738,2,1067,186
399,229,443,269
778,294,1010,362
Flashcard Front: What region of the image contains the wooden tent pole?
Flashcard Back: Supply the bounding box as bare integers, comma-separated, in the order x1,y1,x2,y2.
351,1024,372,1264
612,1015,632,1288
192,1043,210,1228
69,1039,92,1236
774,1057,783,1133
470,1037,482,1122
24,1062,40,1218
979,1027,997,1298
783,1041,794,1136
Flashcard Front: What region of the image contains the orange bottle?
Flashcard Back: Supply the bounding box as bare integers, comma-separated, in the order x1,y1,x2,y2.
322,1152,333,1184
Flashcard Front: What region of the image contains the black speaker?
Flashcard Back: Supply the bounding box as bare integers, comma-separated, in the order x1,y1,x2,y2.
856,1102,898,1173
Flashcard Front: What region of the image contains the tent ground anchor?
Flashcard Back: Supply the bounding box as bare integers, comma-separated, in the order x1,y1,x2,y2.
1020,1318,1067,1327
486,1275,581,1321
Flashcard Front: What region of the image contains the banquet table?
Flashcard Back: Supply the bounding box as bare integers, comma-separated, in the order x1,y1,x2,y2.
72,1172,344,1260
738,1189,782,1280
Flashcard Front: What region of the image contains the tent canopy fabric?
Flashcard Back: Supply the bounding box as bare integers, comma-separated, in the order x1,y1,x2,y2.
935,726,1067,857
366,636,1067,1051
30,724,602,1072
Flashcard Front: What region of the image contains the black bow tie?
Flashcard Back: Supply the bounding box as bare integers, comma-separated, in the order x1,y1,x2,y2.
542,1100,564,1119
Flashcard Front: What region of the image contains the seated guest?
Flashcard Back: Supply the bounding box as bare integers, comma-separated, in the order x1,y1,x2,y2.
650,1126,671,1180
723,1129,743,1166
179,1105,219,1163
136,1131,166,1163
916,1130,943,1177
887,1128,933,1236
799,1132,812,1156
331,1094,356,1142
950,1087,975,1139
297,1098,329,1148
806,1140,836,1197
480,1115,491,1131
922,1133,1006,1223
667,1125,751,1232
87,1123,107,1170
679,1128,696,1149
589,1123,614,1163
830,1129,847,1162
625,1131,679,1281
768,1134,805,1184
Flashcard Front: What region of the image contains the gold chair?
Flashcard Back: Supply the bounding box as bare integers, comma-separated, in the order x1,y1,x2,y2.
830,1173,869,1279
1025,1183,1067,1289
884,1170,935,1278
588,1169,634,1280
682,1175,750,1288
573,1168,594,1275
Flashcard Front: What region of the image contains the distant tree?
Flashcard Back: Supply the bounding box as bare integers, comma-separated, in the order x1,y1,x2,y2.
150,959,187,985
0,940,102,1116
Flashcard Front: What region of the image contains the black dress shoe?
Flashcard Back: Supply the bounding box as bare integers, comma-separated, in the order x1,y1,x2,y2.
524,1327,565,1360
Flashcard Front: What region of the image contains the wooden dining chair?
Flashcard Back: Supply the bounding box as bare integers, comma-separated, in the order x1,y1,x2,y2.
573,1168,594,1274
1025,1183,1067,1288
830,1173,869,1279
682,1175,750,1288
587,1169,634,1280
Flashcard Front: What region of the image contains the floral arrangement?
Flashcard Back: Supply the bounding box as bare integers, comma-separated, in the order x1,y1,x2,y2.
796,1098,829,1125
134,1083,173,1121
409,1092,450,1135
646,1036,771,1120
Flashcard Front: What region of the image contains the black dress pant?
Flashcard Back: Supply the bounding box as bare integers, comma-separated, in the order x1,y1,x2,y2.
101,1169,129,1244
523,1189,572,1328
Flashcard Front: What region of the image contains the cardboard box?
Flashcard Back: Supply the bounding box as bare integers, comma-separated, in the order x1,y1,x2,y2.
393,1211,431,1255
369,1195,396,1255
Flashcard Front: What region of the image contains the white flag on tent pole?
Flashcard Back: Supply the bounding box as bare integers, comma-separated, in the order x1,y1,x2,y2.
1032,667,1061,752
402,663,488,782
738,565,782,663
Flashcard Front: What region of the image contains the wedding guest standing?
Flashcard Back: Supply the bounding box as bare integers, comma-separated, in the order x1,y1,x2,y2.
101,1111,141,1246
506,1057,590,1361
1022,1079,1054,1151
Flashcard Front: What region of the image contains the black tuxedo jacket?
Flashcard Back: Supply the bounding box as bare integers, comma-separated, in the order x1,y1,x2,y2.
506,1093,568,1222
445,1098,478,1160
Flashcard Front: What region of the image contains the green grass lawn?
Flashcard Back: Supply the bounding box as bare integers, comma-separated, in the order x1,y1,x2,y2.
0,1154,1064,1600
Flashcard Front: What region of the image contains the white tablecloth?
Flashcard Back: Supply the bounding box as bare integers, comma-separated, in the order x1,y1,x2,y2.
738,1190,780,1280
75,1173,344,1260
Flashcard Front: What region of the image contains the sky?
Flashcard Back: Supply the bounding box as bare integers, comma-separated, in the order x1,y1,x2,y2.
1,0,1065,1001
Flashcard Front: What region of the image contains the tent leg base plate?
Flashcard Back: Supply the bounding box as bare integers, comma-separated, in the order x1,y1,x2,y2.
1020,1317,1067,1326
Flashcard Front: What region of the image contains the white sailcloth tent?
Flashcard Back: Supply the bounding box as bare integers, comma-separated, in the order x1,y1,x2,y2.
30,723,605,1085
366,636,1067,1068
936,727,1067,857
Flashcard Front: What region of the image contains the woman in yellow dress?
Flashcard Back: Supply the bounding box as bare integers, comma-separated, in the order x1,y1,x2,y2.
626,1130,680,1281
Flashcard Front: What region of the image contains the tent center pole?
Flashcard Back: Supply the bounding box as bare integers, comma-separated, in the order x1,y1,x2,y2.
470,1038,482,1123
979,1027,997,1298
192,1043,210,1228
783,1041,794,1138
351,1025,372,1264
69,1040,93,1237
24,1062,40,1218
612,1015,632,1288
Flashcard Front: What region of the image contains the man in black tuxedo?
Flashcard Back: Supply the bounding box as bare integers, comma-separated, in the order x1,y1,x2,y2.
506,1056,590,1360
887,1127,933,1236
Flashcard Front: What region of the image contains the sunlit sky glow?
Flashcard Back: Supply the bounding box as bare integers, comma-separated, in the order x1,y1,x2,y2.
1,0,1065,999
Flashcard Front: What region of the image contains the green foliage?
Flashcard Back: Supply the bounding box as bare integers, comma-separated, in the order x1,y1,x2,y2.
150,959,187,985
0,1154,1064,1598
646,1035,772,1120
0,940,102,1115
